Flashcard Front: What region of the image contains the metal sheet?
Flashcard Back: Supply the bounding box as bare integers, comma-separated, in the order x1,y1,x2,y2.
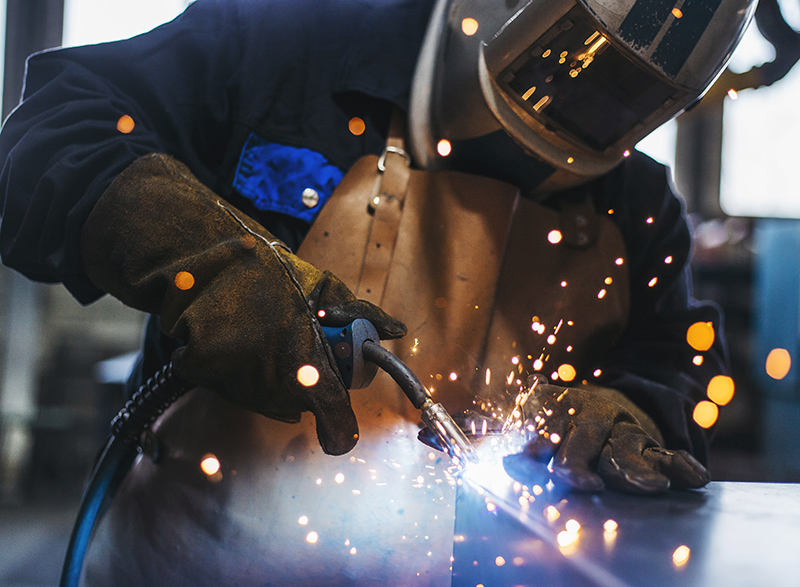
453,464,800,586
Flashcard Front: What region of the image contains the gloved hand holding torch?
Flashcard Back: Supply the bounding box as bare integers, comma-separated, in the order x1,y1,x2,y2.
81,153,406,455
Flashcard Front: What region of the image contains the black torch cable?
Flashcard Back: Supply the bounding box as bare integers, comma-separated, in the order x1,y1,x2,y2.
60,362,192,587
361,340,430,408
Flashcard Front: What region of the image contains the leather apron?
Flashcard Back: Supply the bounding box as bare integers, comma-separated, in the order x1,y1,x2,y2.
85,127,629,587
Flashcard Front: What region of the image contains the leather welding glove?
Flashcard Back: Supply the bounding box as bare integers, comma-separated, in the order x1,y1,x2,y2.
503,376,710,494
81,153,406,455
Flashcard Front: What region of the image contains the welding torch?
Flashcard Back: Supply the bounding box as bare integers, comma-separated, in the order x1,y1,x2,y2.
321,319,475,463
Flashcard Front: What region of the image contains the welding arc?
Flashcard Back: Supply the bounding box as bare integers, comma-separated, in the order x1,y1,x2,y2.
361,340,430,408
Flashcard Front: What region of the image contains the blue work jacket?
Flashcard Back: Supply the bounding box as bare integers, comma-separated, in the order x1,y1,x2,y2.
0,0,727,462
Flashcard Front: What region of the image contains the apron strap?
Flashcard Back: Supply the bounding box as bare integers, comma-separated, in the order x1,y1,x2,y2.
357,110,412,303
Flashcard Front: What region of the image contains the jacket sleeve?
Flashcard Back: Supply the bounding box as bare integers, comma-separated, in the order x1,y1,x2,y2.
594,152,728,465
0,0,243,303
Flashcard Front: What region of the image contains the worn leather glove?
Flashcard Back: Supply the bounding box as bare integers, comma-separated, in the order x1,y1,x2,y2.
503,377,710,493
81,153,406,455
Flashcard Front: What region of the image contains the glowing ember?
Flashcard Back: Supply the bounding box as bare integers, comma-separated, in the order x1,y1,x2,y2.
174,271,195,291
317,309,326,318
511,356,520,365
449,372,458,381
603,519,618,533
672,7,683,18
557,530,578,547
533,359,544,370
437,139,452,157
565,519,581,533
648,277,658,287
547,335,557,345
558,364,576,382
593,369,602,377
461,17,479,36
686,322,715,351
664,256,673,264
692,356,704,366
707,375,735,405
297,365,320,387
334,473,345,484
544,505,560,522
615,257,624,265
693,401,719,429
116,114,135,134
200,454,220,476
597,289,607,299
547,230,563,244
560,281,568,287
766,348,791,380
604,277,613,285
306,531,319,544
550,433,561,444
495,556,506,566
623,150,630,158
298,515,309,526
672,545,690,566
646,217,654,224
348,117,366,136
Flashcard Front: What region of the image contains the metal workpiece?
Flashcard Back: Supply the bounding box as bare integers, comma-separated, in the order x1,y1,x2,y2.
452,469,800,587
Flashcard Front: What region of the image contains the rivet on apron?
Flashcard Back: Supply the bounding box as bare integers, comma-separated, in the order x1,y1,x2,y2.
302,187,320,208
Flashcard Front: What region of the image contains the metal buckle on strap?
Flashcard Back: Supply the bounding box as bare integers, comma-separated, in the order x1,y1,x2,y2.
377,146,411,172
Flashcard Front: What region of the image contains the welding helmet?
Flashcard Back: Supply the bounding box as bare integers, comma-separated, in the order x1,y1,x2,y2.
409,0,757,192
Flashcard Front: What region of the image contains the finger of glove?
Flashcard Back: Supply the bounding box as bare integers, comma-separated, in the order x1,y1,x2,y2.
549,423,608,492
323,299,407,340
643,447,710,489
304,375,360,456
597,426,671,494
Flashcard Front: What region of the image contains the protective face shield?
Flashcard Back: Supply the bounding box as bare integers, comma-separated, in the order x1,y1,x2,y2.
410,0,757,193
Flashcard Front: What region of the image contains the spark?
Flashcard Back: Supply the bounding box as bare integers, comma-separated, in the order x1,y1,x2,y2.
200,454,220,476
348,117,366,136
603,519,618,533
116,114,135,134
437,139,452,157
558,364,576,382
317,309,326,318
615,257,624,265
672,545,691,566
646,217,654,224
306,531,319,544
485,368,491,386
692,401,719,428
557,530,579,547
550,433,561,444
495,556,506,566
334,473,345,484
686,322,715,351
672,7,683,18
766,348,791,380
664,255,673,264
567,157,575,164
461,17,479,36
693,355,704,366
565,519,581,533
547,230,563,244
560,281,568,287
411,338,420,353
547,335,557,345
593,369,602,377
727,88,738,100
544,505,560,523
648,277,658,287
623,150,630,158
297,365,320,387
298,515,309,526
511,356,520,365
449,372,458,381
533,359,544,370
707,375,735,405
597,289,607,299
350,547,357,555
608,208,615,214
174,271,195,291
604,277,613,285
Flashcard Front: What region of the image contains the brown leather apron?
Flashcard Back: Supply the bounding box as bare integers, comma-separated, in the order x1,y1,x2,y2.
85,126,629,587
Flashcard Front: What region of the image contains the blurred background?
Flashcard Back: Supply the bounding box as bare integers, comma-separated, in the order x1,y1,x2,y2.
0,0,799,584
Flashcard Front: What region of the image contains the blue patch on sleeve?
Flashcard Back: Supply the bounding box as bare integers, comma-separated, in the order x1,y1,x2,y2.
233,133,344,223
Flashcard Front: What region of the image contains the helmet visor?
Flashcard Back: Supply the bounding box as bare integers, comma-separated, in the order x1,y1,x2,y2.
495,8,689,152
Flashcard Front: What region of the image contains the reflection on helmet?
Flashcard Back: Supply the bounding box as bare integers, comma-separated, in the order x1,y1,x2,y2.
410,0,757,193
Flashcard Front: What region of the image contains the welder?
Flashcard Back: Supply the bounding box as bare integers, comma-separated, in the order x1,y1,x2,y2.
0,0,754,584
